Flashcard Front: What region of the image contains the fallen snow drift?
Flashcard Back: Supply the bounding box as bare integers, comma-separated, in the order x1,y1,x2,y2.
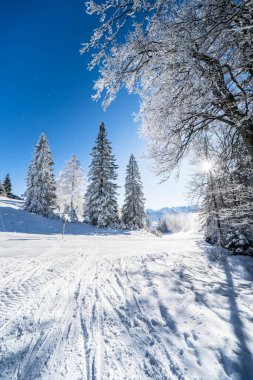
0,198,252,379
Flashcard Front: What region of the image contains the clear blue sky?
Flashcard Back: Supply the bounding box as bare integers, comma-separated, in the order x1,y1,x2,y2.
0,0,191,209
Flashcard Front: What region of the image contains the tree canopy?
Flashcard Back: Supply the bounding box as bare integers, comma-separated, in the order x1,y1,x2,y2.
83,0,253,178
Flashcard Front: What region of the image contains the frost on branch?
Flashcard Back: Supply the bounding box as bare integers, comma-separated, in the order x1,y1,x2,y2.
83,0,253,176
190,131,253,255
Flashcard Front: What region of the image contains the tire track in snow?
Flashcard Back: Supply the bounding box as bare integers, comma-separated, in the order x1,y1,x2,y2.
78,259,105,380
0,255,73,334
0,245,64,328
19,251,95,379
0,248,92,379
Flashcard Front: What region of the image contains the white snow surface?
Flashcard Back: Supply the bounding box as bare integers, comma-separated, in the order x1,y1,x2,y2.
0,197,252,380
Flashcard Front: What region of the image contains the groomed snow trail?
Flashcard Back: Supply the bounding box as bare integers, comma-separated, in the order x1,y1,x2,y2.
0,232,252,380
0,200,252,379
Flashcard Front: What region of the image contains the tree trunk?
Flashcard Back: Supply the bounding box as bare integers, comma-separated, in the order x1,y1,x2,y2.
241,122,253,164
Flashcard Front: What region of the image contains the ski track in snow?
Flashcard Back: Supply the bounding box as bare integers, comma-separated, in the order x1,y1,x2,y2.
0,199,253,379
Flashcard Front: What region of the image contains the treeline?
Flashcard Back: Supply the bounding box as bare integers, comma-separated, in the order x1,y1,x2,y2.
23,123,147,229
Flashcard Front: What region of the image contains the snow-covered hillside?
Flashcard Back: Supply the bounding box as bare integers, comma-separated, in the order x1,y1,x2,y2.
0,197,127,236
0,198,252,379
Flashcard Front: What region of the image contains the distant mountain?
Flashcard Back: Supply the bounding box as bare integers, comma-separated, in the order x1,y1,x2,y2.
146,205,198,223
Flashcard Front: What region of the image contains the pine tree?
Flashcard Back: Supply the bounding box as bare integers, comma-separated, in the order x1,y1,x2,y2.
157,217,169,233
122,154,146,229
56,155,85,222
24,133,57,217
3,174,12,197
84,122,119,227
0,181,6,196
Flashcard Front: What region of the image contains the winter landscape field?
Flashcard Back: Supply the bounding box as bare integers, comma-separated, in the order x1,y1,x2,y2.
1,0,253,379
0,197,252,380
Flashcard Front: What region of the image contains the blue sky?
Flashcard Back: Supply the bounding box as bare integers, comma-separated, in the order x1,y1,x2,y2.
0,0,191,209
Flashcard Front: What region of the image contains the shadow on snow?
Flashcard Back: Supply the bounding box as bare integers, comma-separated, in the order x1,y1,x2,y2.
0,206,129,236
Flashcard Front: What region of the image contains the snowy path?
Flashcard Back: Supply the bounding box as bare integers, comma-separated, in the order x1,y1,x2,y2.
0,230,252,380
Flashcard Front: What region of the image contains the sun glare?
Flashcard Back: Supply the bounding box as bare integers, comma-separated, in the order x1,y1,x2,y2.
202,160,212,172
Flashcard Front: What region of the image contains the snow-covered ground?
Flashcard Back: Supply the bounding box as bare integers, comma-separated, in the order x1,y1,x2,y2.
0,197,252,380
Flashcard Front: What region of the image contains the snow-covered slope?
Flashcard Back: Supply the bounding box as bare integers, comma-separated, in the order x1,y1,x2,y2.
0,197,128,236
0,198,253,379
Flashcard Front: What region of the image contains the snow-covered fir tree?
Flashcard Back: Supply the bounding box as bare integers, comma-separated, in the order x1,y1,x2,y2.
157,217,169,233
84,122,119,227
0,181,6,196
122,154,146,229
56,155,85,222
24,133,57,217
3,174,12,197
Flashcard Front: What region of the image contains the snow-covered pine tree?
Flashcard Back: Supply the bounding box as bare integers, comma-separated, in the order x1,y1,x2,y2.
0,181,6,196
56,155,85,222
24,133,57,217
157,217,169,233
84,122,119,227
122,154,146,229
3,174,12,197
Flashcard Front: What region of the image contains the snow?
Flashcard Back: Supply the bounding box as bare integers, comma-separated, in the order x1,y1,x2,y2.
147,206,198,224
0,197,253,379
